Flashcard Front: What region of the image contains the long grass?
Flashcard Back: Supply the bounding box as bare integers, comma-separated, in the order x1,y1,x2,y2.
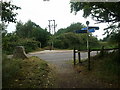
2,55,55,88
74,50,120,88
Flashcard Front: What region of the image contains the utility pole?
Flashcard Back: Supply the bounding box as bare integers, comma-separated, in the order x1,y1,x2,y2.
48,19,57,50
51,20,57,50
48,20,52,33
48,20,52,50
53,20,57,34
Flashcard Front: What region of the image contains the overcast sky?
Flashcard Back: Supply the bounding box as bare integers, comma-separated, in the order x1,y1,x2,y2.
6,0,109,39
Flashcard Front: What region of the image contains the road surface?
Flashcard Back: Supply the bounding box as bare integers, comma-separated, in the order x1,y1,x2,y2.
28,50,98,63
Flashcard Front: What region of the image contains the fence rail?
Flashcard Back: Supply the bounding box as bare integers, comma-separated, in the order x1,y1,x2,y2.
73,47,119,71
75,47,118,53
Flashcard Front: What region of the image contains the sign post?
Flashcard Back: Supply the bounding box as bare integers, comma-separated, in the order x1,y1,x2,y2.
86,21,89,50
86,21,90,71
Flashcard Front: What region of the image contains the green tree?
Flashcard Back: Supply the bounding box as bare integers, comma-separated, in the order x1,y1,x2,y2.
0,23,7,36
70,2,120,35
54,32,100,49
1,1,21,23
1,1,20,34
16,20,50,47
70,2,120,25
54,22,100,49
1,1,21,54
70,2,120,51
2,32,19,54
56,22,85,35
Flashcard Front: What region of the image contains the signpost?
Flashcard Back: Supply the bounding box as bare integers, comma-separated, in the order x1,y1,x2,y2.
81,27,99,31
75,28,95,33
75,30,87,33
86,21,89,50
74,21,99,70
74,21,99,50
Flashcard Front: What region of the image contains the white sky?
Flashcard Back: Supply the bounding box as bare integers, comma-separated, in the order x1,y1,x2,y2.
6,0,109,39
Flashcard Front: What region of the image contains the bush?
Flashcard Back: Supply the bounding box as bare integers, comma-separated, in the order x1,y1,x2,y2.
3,37,40,54
18,38,40,53
53,32,100,49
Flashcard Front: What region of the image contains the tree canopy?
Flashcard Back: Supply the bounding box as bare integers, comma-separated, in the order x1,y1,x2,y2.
1,1,21,23
70,2,120,24
56,22,85,35
70,2,120,46
53,23,100,49
16,20,50,47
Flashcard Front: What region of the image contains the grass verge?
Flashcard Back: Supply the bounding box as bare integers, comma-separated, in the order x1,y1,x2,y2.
73,51,120,88
2,55,55,88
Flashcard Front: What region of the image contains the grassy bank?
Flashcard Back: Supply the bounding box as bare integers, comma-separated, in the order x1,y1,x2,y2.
2,55,55,88
74,51,120,88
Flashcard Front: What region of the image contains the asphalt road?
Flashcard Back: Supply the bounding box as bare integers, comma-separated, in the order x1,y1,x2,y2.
28,50,99,62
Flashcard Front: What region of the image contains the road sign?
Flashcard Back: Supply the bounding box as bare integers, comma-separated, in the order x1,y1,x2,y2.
81,27,87,30
88,28,95,32
74,30,87,33
88,26,99,30
81,26,99,31
74,28,95,33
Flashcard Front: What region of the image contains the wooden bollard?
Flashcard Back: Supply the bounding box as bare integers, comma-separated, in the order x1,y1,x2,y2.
73,48,76,65
100,46,104,56
78,50,82,64
88,48,91,71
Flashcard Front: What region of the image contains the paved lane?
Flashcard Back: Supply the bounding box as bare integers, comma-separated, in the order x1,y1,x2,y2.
27,50,98,62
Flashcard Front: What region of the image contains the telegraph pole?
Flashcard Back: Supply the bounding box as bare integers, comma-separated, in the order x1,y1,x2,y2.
48,20,52,50
48,20,52,33
48,19,57,50
53,20,57,34
52,20,57,50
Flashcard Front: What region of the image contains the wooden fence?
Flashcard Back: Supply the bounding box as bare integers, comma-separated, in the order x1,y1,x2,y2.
73,46,118,71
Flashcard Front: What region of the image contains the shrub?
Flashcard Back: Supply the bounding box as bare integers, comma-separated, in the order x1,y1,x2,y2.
3,37,40,54
18,38,40,53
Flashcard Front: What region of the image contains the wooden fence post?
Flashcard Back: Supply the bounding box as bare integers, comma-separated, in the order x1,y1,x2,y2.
100,46,104,56
73,48,76,65
118,43,120,62
88,48,91,71
78,50,82,64
97,51,98,54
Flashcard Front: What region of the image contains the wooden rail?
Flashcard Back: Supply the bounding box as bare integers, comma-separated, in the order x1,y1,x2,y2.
73,47,119,70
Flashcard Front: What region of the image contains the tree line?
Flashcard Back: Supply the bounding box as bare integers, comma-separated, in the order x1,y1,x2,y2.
2,20,101,54
1,1,119,55
2,20,51,54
